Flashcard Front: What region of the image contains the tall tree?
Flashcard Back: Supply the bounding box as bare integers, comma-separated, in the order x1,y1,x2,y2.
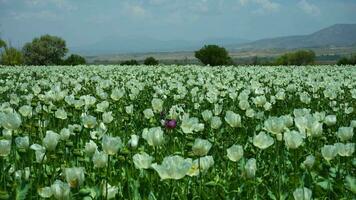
22,34,68,65
195,45,233,66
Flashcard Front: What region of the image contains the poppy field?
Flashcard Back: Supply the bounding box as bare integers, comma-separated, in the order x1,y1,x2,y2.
0,65,355,199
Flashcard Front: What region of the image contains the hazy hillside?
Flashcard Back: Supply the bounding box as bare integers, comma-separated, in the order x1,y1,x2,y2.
72,36,248,55
232,24,356,50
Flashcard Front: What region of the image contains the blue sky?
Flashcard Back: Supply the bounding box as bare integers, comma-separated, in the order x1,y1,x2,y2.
0,0,355,47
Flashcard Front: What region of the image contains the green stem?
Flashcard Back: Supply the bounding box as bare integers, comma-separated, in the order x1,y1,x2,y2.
106,155,110,200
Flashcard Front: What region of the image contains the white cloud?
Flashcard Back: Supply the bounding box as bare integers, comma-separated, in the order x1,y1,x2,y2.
239,0,280,13
298,0,320,16
24,0,76,11
10,10,59,20
122,3,150,19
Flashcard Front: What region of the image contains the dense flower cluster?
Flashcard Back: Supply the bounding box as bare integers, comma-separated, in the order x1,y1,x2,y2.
0,65,355,199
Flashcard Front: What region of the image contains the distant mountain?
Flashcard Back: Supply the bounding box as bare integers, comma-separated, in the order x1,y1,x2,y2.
231,24,356,50
71,36,248,55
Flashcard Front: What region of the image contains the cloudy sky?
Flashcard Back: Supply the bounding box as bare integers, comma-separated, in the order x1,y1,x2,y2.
0,0,355,48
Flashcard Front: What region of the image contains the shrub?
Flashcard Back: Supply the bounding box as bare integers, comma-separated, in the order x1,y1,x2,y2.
195,45,233,66
275,50,315,66
144,57,159,65
64,54,86,66
1,47,23,66
120,59,139,65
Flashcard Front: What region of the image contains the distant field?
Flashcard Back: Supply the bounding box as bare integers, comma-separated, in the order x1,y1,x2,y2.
85,46,356,65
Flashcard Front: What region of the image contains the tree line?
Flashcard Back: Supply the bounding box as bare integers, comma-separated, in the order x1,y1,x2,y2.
0,35,86,66
1,35,355,66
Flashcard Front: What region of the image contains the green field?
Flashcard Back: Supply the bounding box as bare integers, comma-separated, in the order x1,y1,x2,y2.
0,65,355,199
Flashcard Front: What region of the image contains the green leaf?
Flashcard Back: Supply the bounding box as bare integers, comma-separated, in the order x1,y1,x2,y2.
16,183,30,200
317,180,331,190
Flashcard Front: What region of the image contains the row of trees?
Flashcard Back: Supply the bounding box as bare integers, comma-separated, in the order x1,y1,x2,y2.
120,57,159,66
2,35,354,66
337,55,356,65
194,45,316,66
0,35,86,66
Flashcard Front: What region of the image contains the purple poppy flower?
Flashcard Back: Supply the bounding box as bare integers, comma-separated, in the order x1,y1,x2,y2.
165,119,177,129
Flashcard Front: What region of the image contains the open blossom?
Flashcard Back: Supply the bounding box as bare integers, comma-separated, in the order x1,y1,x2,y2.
51,180,71,200
0,112,22,130
143,108,154,119
64,167,85,188
224,111,242,128
92,150,108,168
293,187,312,200
210,116,222,129
0,139,11,157
142,127,164,147
151,155,192,180
133,152,154,169
151,98,163,113
55,108,67,120
321,144,338,161
192,138,212,156
85,140,98,156
43,131,60,151
102,183,119,199
181,115,204,133
253,132,274,150
82,115,97,129
284,130,304,149
102,135,123,155
201,110,213,122
128,134,139,148
245,158,257,178
187,156,214,177
226,144,244,162
337,127,353,141
15,136,29,151
264,116,285,135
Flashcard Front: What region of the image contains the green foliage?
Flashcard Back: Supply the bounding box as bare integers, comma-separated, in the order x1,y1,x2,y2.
337,54,356,65
195,45,233,66
0,39,6,49
16,182,30,200
22,34,68,65
144,57,159,65
64,54,86,66
120,59,139,65
1,47,24,66
275,50,315,66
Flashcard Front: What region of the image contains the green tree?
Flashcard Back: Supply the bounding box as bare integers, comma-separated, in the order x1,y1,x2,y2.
337,54,356,65
195,45,233,66
120,59,139,65
22,34,68,65
144,57,159,65
64,54,86,66
275,50,315,66
1,47,24,66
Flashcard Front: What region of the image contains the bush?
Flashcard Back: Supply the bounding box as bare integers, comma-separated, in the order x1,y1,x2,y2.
0,39,6,49
1,47,23,66
64,54,86,66
275,50,315,66
195,45,233,66
22,34,68,65
337,55,356,65
144,57,159,65
121,59,139,65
